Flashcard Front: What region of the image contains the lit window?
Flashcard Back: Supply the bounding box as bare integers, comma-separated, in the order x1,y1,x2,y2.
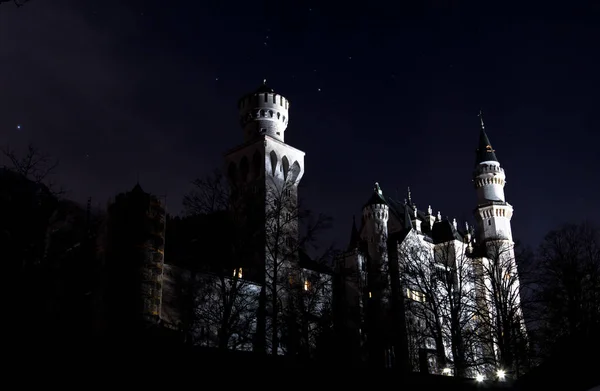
304,280,310,291
368,291,372,298
233,268,243,279
407,288,426,302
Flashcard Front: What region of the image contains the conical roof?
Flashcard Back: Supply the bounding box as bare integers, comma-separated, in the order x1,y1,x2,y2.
475,111,498,165
363,182,387,208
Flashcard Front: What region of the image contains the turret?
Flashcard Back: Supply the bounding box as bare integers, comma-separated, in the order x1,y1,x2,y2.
472,111,514,242
238,79,290,143
411,204,422,233
473,110,506,205
361,183,390,294
362,183,389,256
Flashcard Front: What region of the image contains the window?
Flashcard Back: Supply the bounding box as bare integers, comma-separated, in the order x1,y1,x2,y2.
233,268,243,279
368,291,372,298
407,288,426,302
304,280,310,291
285,236,294,248
435,266,446,281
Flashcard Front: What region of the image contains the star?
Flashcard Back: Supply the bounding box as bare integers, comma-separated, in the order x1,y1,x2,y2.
16,124,21,130
317,88,321,92
215,77,219,81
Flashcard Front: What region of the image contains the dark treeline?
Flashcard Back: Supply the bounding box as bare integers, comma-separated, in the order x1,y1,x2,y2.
2,144,599,388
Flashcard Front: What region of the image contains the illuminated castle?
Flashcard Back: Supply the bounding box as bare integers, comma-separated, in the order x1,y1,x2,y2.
160,81,332,355
335,112,526,376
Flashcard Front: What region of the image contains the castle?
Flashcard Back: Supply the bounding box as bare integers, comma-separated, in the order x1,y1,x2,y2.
335,112,526,376
95,82,525,375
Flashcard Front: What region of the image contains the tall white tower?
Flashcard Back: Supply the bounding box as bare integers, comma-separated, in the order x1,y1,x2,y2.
224,81,305,277
472,111,514,243
472,111,525,371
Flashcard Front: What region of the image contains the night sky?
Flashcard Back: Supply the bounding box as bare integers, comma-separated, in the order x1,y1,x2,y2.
1,1,599,250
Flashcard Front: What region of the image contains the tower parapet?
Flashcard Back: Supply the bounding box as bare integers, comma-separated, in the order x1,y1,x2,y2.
238,80,290,143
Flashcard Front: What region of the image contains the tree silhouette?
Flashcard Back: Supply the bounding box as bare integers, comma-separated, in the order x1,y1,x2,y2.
181,170,333,355
473,237,532,377
399,234,479,377
259,175,332,355
536,223,600,356
2,143,65,197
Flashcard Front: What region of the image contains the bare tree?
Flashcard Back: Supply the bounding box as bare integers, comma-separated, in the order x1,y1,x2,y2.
182,170,333,354
182,169,229,215
193,269,260,350
181,170,259,350
2,143,65,197
399,234,479,377
261,175,332,356
536,223,600,355
474,237,531,377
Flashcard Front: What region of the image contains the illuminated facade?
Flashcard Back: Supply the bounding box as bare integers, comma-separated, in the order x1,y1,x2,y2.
336,114,525,376
160,82,332,356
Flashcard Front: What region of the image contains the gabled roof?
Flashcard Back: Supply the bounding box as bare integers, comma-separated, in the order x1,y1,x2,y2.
299,249,333,275
430,219,464,243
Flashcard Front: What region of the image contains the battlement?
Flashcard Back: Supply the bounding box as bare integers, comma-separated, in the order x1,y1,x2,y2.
363,203,389,221
474,162,504,176
238,81,290,143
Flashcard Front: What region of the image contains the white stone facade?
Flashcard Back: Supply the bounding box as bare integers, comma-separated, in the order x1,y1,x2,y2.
160,82,331,357
339,121,525,376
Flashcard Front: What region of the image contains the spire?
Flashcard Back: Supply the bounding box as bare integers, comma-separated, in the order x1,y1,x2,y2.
475,110,498,165
403,204,414,230
348,215,360,250
407,186,412,204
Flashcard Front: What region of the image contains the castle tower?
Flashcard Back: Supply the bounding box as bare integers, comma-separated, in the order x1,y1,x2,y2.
362,183,389,272
238,79,290,143
225,81,305,279
472,111,525,371
472,111,514,242
361,183,391,367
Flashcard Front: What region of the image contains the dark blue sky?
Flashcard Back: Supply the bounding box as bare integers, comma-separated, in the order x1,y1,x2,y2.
0,1,598,250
